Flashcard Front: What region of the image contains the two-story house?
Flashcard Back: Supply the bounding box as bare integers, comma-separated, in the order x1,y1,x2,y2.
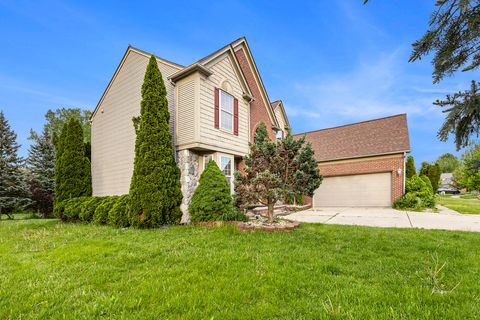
91,37,410,219
90,37,290,219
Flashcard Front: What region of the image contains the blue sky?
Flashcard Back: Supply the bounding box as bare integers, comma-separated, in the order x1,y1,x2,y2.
1,1,478,164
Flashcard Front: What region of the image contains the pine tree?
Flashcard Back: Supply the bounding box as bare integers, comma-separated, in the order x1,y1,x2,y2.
0,111,31,217
189,160,232,222
128,55,182,228
27,126,55,217
54,118,91,207
405,156,416,179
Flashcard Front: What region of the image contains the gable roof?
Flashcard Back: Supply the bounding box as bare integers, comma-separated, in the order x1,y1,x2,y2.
91,38,282,126
90,45,184,120
295,114,410,162
271,100,290,129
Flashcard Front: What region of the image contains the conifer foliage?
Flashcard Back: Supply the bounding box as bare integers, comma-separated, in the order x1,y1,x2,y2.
128,55,182,227
54,118,91,207
0,111,31,216
405,156,416,179
189,160,232,222
27,126,55,217
235,122,322,222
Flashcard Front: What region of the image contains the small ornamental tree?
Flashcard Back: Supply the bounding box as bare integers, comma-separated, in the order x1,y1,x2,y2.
54,118,91,207
405,156,416,179
0,111,31,216
189,160,232,222
277,132,322,204
128,55,182,228
27,126,55,217
235,122,322,222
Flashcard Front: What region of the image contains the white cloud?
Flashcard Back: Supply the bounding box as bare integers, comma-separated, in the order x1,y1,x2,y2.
284,47,458,132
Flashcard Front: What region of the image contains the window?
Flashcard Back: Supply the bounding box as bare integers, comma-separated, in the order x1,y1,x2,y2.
220,155,234,193
220,90,234,132
203,154,213,170
276,130,283,140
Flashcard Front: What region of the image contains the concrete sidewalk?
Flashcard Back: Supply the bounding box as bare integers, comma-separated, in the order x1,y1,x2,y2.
285,206,480,232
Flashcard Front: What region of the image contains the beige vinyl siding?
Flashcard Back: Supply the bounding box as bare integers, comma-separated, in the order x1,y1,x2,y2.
196,54,249,155
274,107,286,132
175,76,197,145
91,49,180,196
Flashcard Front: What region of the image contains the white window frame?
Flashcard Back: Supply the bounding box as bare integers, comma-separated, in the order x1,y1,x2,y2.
219,154,234,194
203,154,214,170
276,129,283,140
219,90,234,134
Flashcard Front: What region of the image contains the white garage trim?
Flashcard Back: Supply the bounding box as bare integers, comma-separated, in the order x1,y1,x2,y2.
313,172,392,207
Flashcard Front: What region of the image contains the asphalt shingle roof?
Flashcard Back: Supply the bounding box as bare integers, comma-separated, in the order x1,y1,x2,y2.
294,114,410,162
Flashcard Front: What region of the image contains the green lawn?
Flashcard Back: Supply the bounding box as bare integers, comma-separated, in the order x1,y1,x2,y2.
1,219,480,319
437,195,480,214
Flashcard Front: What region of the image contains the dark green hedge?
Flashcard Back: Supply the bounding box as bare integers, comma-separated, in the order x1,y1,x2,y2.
94,196,118,225
108,195,130,228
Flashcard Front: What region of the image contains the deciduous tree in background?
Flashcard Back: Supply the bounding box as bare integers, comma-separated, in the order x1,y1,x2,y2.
435,153,460,173
128,55,182,227
0,111,30,217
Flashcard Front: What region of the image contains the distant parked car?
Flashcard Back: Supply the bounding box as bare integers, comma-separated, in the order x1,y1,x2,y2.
437,187,460,195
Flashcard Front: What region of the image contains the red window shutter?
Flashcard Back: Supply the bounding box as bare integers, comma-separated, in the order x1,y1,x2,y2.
233,98,239,136
214,88,219,129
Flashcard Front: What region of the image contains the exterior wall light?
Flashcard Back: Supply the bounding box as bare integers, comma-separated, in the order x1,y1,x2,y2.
397,168,402,176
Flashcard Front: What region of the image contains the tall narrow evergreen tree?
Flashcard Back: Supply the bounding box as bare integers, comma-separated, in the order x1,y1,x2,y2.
405,156,416,179
129,55,182,227
0,111,30,217
27,126,55,217
54,118,91,207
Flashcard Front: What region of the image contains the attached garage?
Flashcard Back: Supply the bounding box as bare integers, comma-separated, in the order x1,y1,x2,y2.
313,172,392,207
296,114,411,208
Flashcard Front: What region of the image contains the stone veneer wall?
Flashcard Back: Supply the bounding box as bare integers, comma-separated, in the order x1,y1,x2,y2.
177,149,199,223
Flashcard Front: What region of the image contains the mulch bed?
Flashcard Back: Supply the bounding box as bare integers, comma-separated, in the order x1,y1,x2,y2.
196,220,300,232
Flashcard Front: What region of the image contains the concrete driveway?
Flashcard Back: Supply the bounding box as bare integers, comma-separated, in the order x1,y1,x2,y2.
285,206,480,232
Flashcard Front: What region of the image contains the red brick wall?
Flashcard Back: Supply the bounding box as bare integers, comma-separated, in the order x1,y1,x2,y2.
317,154,406,204
235,48,276,141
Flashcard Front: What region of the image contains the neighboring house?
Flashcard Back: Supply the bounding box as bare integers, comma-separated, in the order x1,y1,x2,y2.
90,37,288,217
440,173,454,188
296,114,410,207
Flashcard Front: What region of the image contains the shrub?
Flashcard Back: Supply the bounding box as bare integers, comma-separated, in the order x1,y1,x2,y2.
189,160,232,222
94,196,118,225
394,175,435,210
79,197,105,222
108,195,130,228
62,197,90,221
220,207,249,222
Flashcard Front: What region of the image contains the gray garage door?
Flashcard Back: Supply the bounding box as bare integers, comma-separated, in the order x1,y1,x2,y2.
313,172,392,207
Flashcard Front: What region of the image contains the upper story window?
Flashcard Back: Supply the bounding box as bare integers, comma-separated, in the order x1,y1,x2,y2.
220,90,234,132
